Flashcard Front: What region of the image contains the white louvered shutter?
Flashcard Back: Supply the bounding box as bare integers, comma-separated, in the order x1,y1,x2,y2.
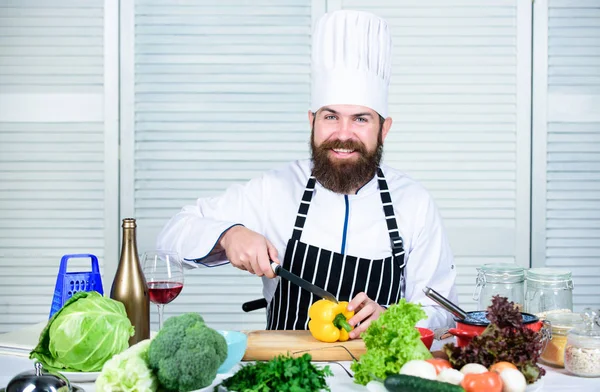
130,0,313,330
0,0,117,333
336,0,533,311
0,0,118,332
532,0,600,311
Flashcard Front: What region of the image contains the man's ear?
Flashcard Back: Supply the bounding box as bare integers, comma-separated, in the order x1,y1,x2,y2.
381,117,393,141
308,110,315,126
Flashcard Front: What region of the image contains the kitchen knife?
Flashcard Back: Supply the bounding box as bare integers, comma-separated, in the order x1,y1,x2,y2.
271,262,338,303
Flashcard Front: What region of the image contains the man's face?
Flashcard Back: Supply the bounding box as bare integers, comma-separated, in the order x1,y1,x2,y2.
309,105,392,194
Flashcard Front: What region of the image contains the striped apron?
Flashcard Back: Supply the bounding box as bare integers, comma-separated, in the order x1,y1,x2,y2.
267,168,406,330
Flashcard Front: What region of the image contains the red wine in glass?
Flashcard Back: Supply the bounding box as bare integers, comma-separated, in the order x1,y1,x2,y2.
142,251,184,330
148,281,183,305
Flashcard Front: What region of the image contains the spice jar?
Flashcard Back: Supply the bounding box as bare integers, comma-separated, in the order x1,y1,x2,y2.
525,268,573,317
540,312,584,367
564,308,600,378
472,263,525,310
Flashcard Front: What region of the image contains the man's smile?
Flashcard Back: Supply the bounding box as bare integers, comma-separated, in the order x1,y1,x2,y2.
330,148,359,159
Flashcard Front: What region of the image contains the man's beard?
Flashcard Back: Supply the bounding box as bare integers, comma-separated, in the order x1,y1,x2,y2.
310,129,383,194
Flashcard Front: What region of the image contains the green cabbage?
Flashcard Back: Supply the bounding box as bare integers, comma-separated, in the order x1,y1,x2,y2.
30,291,134,372
96,339,157,392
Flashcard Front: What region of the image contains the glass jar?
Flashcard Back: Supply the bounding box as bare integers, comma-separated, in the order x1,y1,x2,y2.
525,268,573,318
540,312,584,367
564,309,600,377
472,263,525,311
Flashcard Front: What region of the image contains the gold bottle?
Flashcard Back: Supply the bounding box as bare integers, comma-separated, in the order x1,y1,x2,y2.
110,218,150,346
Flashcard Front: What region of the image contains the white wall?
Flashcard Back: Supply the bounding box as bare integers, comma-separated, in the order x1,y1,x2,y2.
0,0,119,333
0,0,598,333
531,0,600,311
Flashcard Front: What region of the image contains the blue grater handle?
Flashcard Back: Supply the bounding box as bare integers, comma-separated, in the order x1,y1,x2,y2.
49,254,103,319
58,254,100,275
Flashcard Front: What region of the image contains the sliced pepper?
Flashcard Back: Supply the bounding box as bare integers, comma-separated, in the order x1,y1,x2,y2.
308,299,355,342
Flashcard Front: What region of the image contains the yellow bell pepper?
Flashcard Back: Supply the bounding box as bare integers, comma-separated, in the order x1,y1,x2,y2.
308,299,355,343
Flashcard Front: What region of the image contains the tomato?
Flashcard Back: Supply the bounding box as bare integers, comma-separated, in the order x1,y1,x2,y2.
460,371,503,392
425,358,452,374
489,361,517,374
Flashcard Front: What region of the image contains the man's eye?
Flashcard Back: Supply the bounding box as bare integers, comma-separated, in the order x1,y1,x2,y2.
324,115,336,120
355,117,367,123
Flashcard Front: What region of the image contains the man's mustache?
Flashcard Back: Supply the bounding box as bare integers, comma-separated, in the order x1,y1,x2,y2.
318,139,367,155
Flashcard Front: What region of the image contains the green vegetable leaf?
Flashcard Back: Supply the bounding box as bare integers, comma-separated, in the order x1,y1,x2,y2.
350,298,432,385
30,291,134,372
95,339,158,392
215,353,332,392
443,296,546,384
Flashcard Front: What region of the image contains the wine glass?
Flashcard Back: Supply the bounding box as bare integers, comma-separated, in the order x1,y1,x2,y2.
142,250,184,330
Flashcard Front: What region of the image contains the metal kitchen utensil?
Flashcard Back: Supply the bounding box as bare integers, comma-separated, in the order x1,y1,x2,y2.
271,262,338,303
49,254,103,319
423,286,468,320
2,362,84,392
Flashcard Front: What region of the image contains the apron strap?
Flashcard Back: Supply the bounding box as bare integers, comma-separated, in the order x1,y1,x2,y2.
291,176,316,241
377,168,406,269
291,169,406,269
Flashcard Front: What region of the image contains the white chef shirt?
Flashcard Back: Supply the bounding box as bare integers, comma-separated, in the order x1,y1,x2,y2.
156,159,459,330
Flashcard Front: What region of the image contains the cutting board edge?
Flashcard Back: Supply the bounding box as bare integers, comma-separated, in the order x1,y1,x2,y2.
240,329,366,361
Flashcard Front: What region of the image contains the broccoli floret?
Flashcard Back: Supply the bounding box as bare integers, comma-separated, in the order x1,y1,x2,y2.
148,313,228,392
163,312,205,330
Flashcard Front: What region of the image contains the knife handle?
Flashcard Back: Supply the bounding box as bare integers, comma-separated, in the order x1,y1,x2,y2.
270,261,280,275
242,298,267,312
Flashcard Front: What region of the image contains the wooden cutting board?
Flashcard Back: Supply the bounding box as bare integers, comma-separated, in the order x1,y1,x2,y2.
241,330,366,361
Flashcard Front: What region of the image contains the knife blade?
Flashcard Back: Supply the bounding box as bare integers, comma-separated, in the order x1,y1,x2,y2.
271,262,338,303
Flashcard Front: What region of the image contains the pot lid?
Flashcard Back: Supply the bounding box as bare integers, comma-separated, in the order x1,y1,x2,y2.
2,362,83,392
456,311,539,326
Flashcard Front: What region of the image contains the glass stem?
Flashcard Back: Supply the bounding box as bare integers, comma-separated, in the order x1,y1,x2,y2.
157,304,164,330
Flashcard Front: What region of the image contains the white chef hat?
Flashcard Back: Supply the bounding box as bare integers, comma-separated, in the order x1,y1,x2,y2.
311,10,393,118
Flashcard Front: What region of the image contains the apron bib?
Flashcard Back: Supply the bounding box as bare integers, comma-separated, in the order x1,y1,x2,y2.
267,168,406,330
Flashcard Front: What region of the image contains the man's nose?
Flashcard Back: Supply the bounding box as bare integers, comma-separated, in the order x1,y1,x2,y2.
335,118,354,140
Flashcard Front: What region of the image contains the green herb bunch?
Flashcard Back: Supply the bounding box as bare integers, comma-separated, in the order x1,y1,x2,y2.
214,353,333,392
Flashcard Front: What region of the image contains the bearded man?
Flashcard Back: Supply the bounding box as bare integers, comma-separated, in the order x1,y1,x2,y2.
156,10,458,335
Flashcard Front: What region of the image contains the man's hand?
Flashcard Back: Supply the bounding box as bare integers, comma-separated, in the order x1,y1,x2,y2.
218,225,280,278
346,292,386,339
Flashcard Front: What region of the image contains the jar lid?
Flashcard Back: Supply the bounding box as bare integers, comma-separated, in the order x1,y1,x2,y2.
526,268,572,283
568,308,600,340
478,263,525,282
546,312,585,334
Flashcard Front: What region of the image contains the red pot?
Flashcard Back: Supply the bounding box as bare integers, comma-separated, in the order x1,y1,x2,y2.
417,327,435,350
448,311,548,347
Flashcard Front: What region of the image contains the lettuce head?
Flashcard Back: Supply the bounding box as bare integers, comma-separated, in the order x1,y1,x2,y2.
350,298,433,385
30,291,134,372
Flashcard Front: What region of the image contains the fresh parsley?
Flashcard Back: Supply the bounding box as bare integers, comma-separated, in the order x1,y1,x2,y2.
214,353,332,392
